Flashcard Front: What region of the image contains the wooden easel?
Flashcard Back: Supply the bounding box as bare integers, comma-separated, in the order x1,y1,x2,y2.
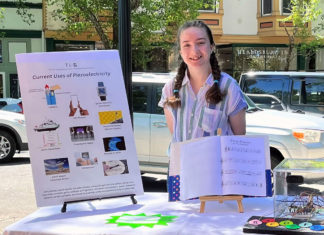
199,195,244,213
199,128,244,213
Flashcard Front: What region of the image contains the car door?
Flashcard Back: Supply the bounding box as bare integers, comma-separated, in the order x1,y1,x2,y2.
149,83,171,164
133,82,151,163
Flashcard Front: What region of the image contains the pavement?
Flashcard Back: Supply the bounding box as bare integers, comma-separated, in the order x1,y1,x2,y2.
0,151,36,234
0,151,167,234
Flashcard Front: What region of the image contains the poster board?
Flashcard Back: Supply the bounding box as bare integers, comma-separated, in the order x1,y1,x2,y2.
168,135,272,201
16,50,144,207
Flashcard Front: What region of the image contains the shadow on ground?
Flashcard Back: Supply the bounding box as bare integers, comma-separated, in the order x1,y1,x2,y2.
0,156,30,166
142,174,167,192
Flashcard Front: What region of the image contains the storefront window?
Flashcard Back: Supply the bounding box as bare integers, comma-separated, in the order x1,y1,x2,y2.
233,47,265,79
217,47,233,76
55,43,94,51
316,48,324,70
10,74,20,98
0,74,3,98
231,46,297,80
265,47,289,70
0,41,2,63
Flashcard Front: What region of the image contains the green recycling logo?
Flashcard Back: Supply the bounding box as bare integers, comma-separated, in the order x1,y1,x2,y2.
106,213,178,228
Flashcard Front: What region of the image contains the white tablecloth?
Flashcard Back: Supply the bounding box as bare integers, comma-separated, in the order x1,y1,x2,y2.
4,193,273,235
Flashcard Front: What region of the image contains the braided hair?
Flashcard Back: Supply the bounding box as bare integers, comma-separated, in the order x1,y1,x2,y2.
165,20,225,108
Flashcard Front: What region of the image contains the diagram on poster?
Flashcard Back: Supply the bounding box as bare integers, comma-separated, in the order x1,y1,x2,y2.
16,50,144,207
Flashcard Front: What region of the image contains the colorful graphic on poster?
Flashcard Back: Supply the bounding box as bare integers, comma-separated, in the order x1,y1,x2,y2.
69,126,94,142
99,111,123,125
44,158,70,175
103,136,126,152
102,160,129,176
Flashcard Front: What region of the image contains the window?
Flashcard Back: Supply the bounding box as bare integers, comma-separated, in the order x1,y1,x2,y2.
9,42,26,63
154,85,164,114
200,0,219,13
0,74,3,98
243,78,284,110
282,0,291,14
55,43,94,51
132,84,149,113
262,0,272,15
0,41,2,63
291,78,324,106
10,74,20,98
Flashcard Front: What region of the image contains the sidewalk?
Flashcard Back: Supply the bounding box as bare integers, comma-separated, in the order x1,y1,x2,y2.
0,152,37,234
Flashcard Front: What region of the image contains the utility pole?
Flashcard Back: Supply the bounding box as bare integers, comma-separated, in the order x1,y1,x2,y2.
118,0,133,123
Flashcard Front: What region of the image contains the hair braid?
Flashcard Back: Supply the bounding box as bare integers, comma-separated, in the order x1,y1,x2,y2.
205,52,225,104
164,61,186,108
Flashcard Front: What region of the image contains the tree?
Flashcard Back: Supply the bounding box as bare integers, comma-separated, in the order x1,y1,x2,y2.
280,0,324,71
46,0,210,70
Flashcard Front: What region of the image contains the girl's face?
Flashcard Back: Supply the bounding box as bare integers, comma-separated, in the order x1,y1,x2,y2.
179,27,213,70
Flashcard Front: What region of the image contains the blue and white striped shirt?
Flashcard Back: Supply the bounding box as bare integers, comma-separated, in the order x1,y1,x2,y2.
158,71,247,143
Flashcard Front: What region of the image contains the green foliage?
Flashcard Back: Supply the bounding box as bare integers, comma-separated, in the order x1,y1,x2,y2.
15,0,36,25
280,0,324,70
47,0,209,70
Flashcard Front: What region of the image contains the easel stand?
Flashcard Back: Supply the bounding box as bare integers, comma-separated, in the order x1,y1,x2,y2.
61,194,137,213
199,195,244,213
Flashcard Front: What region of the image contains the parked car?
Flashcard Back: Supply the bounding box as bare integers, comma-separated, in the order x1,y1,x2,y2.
0,110,28,162
239,72,324,118
0,98,23,114
132,72,324,174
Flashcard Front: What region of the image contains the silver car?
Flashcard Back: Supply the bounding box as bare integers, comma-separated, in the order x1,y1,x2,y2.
0,110,28,162
132,72,324,174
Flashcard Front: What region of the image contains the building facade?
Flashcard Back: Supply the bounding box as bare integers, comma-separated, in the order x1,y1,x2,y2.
198,0,324,79
1,0,324,97
0,0,43,98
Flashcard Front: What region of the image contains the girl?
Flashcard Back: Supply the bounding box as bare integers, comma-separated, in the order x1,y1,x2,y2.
159,20,247,142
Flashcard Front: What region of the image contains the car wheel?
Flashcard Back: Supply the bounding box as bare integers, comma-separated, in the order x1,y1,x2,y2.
0,131,16,163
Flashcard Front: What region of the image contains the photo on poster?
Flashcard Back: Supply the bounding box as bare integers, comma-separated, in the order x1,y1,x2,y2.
102,160,129,176
44,84,61,106
34,119,60,132
70,125,94,142
103,136,126,152
98,111,123,125
42,132,61,148
69,95,89,117
97,81,107,101
44,158,70,175
74,151,98,166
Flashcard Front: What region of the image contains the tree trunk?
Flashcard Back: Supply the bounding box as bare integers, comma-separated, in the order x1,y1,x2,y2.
284,44,293,71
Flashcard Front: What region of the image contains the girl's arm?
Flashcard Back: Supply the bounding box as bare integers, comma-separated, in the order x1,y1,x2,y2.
229,109,246,135
164,108,174,134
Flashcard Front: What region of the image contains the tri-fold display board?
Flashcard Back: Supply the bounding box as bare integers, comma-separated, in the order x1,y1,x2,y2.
16,50,144,207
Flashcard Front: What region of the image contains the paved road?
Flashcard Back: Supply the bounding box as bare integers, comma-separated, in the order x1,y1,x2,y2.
0,151,167,234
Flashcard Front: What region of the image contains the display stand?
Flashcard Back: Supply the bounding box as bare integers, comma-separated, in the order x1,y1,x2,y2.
199,128,243,213
61,194,137,213
199,195,244,213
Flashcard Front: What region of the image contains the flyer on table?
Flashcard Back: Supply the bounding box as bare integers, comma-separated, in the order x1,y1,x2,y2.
16,50,144,207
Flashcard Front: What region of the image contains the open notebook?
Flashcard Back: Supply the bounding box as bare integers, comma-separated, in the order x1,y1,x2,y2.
168,135,272,201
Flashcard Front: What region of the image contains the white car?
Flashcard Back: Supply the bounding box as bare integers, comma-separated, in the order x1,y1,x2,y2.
132,72,324,173
0,110,28,162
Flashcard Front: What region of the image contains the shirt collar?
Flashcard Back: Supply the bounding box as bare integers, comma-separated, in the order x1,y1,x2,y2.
182,70,214,87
